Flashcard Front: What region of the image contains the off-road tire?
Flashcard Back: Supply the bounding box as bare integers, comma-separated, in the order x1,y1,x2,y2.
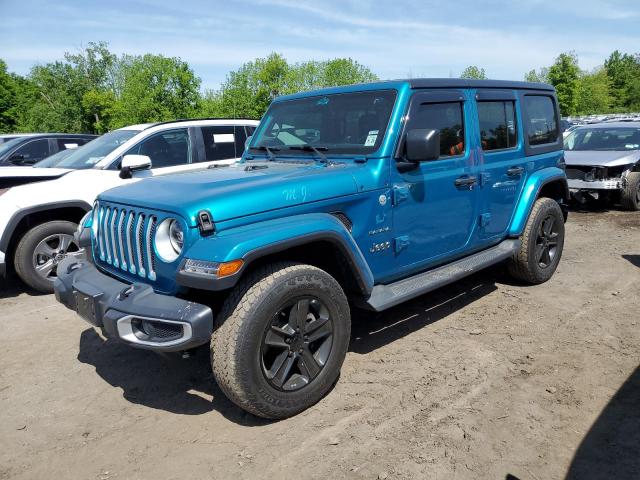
14,221,78,293
211,262,350,419
620,172,640,211
508,197,565,285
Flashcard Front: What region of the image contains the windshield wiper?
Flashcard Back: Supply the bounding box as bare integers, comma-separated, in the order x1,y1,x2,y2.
287,145,330,165
249,145,280,161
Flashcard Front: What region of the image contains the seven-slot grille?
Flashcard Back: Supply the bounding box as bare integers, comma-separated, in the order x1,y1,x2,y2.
94,202,157,281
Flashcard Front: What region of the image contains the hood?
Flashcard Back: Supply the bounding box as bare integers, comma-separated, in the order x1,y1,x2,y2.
99,161,361,226
564,150,640,168
0,166,73,189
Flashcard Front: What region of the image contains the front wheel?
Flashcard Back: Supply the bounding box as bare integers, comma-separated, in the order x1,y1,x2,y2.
508,197,565,284
14,221,82,293
621,172,640,211
211,262,351,419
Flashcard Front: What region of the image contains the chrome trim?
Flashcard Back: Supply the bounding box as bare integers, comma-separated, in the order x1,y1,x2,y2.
110,208,119,268
125,212,136,274
145,216,156,281
116,315,193,347
97,206,106,261
103,207,111,264
117,210,127,270
135,213,146,277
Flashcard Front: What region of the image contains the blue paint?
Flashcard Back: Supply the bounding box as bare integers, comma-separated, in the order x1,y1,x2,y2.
91,80,566,295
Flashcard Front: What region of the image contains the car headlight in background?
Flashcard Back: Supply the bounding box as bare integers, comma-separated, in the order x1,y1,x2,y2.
155,218,184,262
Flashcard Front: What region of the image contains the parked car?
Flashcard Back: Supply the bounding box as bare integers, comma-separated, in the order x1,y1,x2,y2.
0,133,97,166
564,122,640,210
0,119,258,292
55,79,568,419
0,133,39,144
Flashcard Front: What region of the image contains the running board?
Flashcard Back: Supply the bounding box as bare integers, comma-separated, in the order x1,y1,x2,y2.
365,239,520,312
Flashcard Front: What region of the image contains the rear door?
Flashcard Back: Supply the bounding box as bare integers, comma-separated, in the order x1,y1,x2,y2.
194,125,246,166
474,90,527,241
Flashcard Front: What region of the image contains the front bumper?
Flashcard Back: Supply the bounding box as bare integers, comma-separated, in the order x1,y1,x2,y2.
54,257,213,352
567,178,622,191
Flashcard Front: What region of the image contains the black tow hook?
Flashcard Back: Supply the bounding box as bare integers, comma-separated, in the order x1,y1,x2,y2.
118,285,135,301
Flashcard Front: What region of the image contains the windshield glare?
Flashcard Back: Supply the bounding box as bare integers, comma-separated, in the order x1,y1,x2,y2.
250,90,397,156
564,127,640,151
33,148,75,168
44,129,139,169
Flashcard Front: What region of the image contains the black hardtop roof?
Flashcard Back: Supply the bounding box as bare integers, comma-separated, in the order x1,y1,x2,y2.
406,78,555,92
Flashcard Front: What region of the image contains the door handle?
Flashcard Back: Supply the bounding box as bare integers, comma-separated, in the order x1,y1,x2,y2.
506,166,525,177
454,175,477,189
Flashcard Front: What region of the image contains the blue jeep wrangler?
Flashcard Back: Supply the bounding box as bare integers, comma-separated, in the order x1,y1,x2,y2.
55,79,568,419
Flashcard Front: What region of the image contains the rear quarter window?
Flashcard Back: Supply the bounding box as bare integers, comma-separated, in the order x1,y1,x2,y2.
524,95,558,146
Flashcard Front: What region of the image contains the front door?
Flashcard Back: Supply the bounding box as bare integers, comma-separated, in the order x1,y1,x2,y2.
386,90,479,282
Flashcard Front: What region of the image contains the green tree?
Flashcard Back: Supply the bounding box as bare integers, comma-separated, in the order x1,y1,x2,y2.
110,54,201,127
460,65,487,79
576,68,612,115
524,67,549,84
604,50,640,111
547,52,580,116
0,60,17,132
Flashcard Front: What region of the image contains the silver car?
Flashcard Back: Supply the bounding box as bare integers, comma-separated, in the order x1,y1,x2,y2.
564,122,640,210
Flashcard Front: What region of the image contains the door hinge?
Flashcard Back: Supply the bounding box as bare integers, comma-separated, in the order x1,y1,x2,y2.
392,184,411,205
479,213,491,227
394,235,410,253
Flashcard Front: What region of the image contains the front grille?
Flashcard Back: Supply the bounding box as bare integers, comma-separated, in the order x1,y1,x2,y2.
94,202,157,281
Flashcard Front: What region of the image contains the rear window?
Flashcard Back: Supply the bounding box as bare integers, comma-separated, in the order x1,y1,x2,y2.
524,96,558,146
478,101,517,151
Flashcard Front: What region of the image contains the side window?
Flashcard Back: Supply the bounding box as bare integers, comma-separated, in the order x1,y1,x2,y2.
14,139,50,163
478,101,517,151
126,129,190,168
199,125,236,162
409,102,465,157
525,96,558,146
57,139,80,150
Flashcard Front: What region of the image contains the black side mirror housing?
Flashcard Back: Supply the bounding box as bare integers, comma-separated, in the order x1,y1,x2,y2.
405,129,440,162
8,154,25,165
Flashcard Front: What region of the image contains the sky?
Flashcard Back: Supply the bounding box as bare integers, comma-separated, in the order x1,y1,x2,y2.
1,0,639,90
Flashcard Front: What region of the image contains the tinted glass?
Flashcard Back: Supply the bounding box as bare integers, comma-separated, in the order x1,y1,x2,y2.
251,90,397,156
525,96,558,145
57,139,81,150
126,129,190,168
33,148,75,167
478,101,517,151
409,102,465,156
200,125,236,162
234,126,247,155
0,137,26,156
54,129,138,169
564,127,640,151
14,139,50,163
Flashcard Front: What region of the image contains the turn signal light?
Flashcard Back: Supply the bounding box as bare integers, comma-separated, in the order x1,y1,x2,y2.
217,260,244,277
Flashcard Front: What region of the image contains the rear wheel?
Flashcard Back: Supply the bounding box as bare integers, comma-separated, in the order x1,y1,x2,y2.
508,197,565,284
211,262,350,419
14,221,82,293
621,172,640,211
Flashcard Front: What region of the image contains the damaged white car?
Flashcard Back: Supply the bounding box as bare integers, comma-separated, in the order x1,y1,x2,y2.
564,122,640,210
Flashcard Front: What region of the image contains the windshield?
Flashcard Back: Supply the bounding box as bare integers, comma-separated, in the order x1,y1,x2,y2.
44,129,139,169
0,137,26,157
33,148,75,168
250,90,397,157
564,127,640,151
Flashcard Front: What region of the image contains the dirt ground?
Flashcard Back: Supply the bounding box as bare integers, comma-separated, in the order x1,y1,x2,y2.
0,208,638,480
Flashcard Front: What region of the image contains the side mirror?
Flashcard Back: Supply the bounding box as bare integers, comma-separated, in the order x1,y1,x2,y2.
244,135,253,151
405,129,440,162
119,154,151,179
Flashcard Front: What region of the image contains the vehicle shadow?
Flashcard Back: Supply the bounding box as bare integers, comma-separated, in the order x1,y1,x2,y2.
622,254,640,269
77,266,503,423
77,329,271,426
349,267,499,355
0,274,45,300
564,365,640,479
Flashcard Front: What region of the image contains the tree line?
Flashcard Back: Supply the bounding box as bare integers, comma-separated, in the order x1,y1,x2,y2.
1,42,639,134
461,51,640,117
0,42,377,134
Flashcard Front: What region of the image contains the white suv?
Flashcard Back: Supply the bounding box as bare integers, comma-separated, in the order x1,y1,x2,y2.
0,118,258,292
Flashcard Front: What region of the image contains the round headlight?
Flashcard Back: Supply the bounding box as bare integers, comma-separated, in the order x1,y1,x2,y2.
169,219,184,253
155,218,184,262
